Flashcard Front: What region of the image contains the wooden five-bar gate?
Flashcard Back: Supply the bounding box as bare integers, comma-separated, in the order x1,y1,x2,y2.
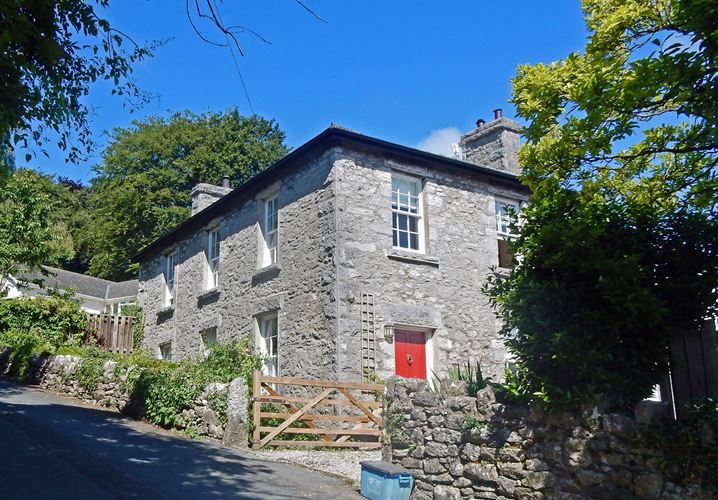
252,371,384,450
84,313,134,354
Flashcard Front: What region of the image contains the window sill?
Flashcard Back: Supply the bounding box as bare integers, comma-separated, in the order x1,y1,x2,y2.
252,263,281,285
387,249,439,267
156,305,174,324
197,287,220,301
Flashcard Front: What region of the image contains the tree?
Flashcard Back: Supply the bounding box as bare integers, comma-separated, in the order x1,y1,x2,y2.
1,1,156,164
85,108,289,280
0,170,74,291
486,0,718,410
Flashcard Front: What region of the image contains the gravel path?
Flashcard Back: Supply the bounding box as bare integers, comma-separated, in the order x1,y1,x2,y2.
251,449,382,485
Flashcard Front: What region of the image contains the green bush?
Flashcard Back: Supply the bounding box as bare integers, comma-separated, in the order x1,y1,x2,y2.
135,365,200,428
0,294,86,347
0,294,86,378
126,338,261,430
76,347,107,393
448,360,489,397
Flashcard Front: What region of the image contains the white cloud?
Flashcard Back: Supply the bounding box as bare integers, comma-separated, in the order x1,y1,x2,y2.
416,127,462,156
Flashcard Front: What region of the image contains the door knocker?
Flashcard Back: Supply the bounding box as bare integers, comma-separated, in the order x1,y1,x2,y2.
406,354,414,365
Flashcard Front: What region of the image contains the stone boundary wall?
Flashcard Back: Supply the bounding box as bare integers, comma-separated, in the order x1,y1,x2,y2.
0,348,248,446
382,377,718,499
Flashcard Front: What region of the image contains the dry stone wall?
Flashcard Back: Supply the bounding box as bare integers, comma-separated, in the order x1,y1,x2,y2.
0,349,248,445
382,377,718,499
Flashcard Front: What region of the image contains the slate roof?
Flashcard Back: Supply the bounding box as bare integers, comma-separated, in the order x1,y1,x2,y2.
133,125,529,263
19,266,138,300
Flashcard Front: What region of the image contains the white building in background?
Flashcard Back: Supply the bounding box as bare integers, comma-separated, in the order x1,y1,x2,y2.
3,266,138,315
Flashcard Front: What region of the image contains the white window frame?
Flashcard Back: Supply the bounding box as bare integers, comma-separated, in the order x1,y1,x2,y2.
262,196,279,267
391,173,425,253
165,250,176,306
207,227,220,289
257,313,279,377
495,198,521,240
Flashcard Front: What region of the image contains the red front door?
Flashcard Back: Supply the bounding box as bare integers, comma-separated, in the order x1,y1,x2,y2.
394,329,427,379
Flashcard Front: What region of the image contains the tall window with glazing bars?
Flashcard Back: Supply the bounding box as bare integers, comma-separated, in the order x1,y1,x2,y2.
391,173,424,252
207,227,220,288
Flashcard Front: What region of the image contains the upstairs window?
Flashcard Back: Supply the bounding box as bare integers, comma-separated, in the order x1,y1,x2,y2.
165,251,176,306
262,196,278,267
258,314,279,377
391,174,424,252
495,199,520,268
207,228,220,289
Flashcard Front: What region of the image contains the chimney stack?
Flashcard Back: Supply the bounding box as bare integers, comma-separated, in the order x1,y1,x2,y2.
458,108,522,175
190,180,233,216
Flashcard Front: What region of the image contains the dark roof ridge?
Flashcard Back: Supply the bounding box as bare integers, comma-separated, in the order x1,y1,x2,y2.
133,126,527,262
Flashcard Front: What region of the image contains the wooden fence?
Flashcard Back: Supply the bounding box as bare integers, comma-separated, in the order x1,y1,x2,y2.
252,371,384,450
84,313,134,354
669,319,718,418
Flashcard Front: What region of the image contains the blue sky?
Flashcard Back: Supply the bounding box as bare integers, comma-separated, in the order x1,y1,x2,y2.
20,0,587,182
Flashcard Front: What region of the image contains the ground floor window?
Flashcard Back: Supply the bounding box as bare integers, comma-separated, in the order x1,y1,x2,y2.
258,314,278,377
159,341,172,361
201,327,218,356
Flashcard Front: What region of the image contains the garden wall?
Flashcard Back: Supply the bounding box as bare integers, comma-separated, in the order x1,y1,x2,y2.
0,348,249,446
382,377,718,499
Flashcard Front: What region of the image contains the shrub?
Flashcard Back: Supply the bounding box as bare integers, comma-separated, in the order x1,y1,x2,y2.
76,347,107,393
0,294,86,348
448,360,489,397
135,364,200,428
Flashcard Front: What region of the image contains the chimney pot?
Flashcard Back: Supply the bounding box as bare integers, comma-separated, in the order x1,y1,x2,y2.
221,175,231,189
493,108,503,120
476,118,486,128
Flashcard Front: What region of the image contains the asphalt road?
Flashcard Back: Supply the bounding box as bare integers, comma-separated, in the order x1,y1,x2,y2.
0,380,362,499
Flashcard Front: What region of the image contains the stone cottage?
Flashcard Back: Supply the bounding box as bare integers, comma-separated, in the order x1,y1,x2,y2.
134,111,528,382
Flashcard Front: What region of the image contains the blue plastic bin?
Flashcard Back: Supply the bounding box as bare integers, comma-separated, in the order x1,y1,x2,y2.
360,461,416,500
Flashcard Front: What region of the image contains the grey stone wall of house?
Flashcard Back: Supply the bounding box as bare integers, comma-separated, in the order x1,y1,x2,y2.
332,147,527,382
382,377,718,500
460,117,522,175
138,149,339,380
139,131,527,383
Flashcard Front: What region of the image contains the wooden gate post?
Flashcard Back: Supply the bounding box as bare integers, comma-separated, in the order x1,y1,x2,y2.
252,370,262,449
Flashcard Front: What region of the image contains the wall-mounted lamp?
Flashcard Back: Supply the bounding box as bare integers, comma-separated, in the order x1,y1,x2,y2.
383,324,394,342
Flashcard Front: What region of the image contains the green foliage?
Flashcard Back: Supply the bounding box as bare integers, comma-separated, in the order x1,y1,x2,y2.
125,338,260,430
0,295,86,348
0,170,74,285
134,365,199,428
0,294,85,379
461,415,494,434
494,365,532,405
486,0,718,411
76,347,107,393
85,109,289,279
0,0,156,163
448,360,489,397
208,391,229,427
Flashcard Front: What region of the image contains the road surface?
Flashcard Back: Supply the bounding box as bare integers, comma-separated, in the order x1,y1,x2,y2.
0,380,362,499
